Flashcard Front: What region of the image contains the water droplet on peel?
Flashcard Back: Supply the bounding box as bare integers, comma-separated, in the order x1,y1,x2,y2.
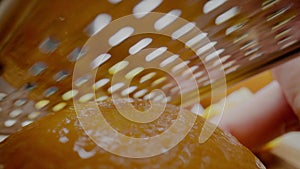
59,136,69,143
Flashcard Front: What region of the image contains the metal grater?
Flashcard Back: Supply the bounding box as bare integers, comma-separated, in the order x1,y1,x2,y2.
0,0,300,136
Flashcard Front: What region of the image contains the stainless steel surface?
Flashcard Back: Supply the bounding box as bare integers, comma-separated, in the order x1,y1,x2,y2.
0,0,300,135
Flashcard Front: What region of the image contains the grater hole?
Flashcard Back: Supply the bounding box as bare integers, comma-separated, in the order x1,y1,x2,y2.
275,28,292,40
44,87,58,97
85,14,112,37
240,40,257,51
182,65,199,77
109,26,135,47
53,70,70,82
67,47,87,62
151,77,167,87
272,15,296,30
160,54,179,67
29,62,47,76
79,93,94,103
249,52,264,61
266,5,291,21
193,71,204,79
145,47,167,62
94,78,110,90
209,79,220,86
28,111,41,120
280,39,297,50
108,82,125,94
205,49,225,62
262,0,280,10
62,89,79,101
172,60,190,73
21,120,33,127
0,92,7,101
277,36,292,45
245,46,261,57
133,0,163,19
4,120,17,127
196,41,217,56
161,83,173,90
234,33,249,44
222,60,237,70
203,0,227,14
35,100,50,110
215,7,239,25
201,80,211,87
121,86,138,96
52,102,67,112
197,76,209,84
108,0,122,4
75,75,91,87
39,37,60,54
212,55,231,67
185,32,208,48
129,38,153,55
170,86,180,95
125,67,144,79
185,33,208,48
226,21,247,35
154,9,182,31
96,95,109,102
9,109,23,118
109,61,129,75
153,94,165,102
157,92,170,101
91,53,111,69
144,91,156,100
225,65,240,74
24,83,37,91
14,98,27,107
140,72,157,83
171,22,196,40
203,79,214,86
220,55,232,62
134,89,148,98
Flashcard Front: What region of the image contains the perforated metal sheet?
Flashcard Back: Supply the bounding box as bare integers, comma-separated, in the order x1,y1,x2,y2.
0,0,300,135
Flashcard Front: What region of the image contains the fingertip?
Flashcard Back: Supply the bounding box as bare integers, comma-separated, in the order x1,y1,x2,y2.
211,81,298,150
